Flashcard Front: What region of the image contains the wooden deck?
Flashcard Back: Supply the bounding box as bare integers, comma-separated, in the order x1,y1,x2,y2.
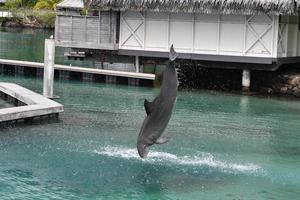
0,59,156,80
0,83,63,122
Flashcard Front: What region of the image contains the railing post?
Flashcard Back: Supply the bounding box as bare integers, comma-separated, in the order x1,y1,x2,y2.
43,38,55,98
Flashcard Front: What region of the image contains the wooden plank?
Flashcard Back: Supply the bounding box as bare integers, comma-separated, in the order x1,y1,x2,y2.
55,11,118,46
0,59,156,80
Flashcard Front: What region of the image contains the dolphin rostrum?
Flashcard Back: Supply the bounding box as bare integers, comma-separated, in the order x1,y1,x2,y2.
137,45,178,158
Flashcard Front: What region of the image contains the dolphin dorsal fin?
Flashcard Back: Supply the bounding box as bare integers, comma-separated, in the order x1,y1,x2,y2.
144,99,154,115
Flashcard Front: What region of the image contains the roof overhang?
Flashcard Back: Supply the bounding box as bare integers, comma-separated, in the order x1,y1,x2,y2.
57,0,84,10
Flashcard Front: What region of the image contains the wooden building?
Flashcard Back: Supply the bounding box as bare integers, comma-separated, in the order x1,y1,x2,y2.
55,0,118,50
55,0,300,88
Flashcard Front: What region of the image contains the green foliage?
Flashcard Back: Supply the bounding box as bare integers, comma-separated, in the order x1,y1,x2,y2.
5,0,22,9
80,7,88,16
2,9,56,28
23,0,38,8
26,10,56,27
0,18,7,24
34,11,56,27
4,0,38,9
1,0,58,28
33,0,61,10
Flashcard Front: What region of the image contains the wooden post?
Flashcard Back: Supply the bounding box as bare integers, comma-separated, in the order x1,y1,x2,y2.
98,11,101,44
43,39,55,98
109,11,112,43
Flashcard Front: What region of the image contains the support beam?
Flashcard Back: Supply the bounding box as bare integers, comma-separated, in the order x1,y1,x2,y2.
43,38,55,98
242,69,251,92
135,56,139,73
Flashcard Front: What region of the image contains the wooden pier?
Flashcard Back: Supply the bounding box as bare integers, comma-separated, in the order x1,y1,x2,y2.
0,59,155,87
0,59,155,80
0,82,63,123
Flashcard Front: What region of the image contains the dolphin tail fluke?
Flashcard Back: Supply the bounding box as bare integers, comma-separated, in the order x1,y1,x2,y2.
169,44,178,61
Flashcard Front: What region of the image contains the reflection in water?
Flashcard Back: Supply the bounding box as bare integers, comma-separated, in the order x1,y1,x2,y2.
239,95,249,114
0,98,14,108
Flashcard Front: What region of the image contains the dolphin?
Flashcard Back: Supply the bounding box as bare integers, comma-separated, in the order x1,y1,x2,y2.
137,45,178,158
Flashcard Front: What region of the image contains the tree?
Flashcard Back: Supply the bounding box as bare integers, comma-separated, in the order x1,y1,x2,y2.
5,0,38,8
5,0,22,9
23,0,38,8
33,0,61,10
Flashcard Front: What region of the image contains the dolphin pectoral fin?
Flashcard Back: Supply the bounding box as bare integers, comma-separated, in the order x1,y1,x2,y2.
144,99,154,115
155,136,171,144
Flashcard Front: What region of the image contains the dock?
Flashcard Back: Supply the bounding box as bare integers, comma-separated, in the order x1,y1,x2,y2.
0,82,63,123
0,59,155,80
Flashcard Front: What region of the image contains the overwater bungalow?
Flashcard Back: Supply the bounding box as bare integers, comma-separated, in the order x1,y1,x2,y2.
55,0,300,88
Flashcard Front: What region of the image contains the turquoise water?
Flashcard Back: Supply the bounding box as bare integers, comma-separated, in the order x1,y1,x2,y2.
0,27,94,67
0,74,299,199
0,27,136,71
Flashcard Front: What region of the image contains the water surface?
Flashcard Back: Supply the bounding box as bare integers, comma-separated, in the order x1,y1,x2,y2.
0,98,13,108
0,74,299,199
0,27,136,71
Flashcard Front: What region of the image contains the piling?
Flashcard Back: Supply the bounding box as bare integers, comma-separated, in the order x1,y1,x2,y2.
59,71,70,80
0,64,4,73
128,77,139,86
37,68,43,77
83,73,94,82
16,66,25,75
106,76,117,84
242,69,251,92
135,56,139,73
43,38,55,98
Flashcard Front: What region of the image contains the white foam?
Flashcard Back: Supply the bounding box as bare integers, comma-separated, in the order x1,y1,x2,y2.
93,146,261,174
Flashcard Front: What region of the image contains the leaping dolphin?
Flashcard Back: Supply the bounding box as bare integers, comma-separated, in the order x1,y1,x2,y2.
137,45,178,158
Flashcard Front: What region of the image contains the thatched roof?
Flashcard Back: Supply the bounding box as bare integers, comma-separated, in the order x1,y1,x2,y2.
87,0,299,15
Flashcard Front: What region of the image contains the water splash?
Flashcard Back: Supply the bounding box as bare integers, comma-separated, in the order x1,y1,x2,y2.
93,146,261,174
